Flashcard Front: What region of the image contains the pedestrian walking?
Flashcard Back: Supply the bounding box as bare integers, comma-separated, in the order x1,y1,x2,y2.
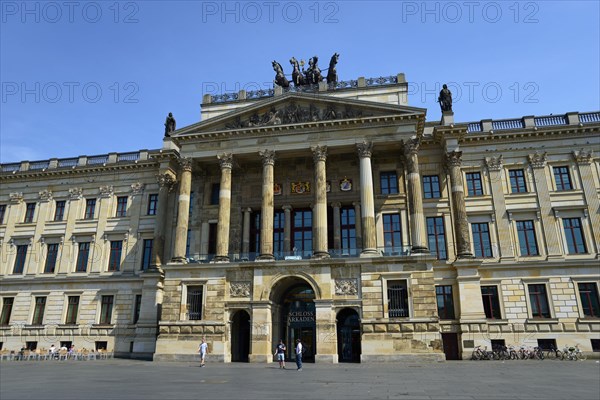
274,339,287,369
295,339,303,371
198,337,208,367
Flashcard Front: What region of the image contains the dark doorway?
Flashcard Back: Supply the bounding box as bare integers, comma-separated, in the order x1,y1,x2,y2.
231,310,250,362
441,333,460,360
337,308,361,363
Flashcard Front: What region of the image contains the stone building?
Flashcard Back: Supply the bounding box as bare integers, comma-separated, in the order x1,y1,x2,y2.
1,74,599,362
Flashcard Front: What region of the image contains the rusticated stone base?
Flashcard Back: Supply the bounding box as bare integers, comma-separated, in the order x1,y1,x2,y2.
361,353,445,363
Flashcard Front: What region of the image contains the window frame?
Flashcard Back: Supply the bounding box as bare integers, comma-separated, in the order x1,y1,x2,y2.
31,296,47,325
24,202,36,223
426,216,447,260
115,196,128,218
340,206,357,255
147,194,158,215
75,242,91,272
133,294,142,324
576,282,600,318
508,169,528,193
553,165,573,191
516,220,539,256
0,204,6,224
99,295,114,325
562,217,587,254
385,278,411,319
0,297,14,326
472,222,493,258
84,198,97,220
423,175,441,199
181,283,206,321
65,296,80,325
527,283,552,319
107,240,123,272
13,244,28,274
465,172,483,196
481,285,502,319
54,200,66,221
379,171,399,195
44,243,60,273
141,238,154,270
382,213,403,255
436,285,456,320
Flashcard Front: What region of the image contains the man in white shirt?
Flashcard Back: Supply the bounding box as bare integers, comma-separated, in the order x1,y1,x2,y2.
198,338,208,367
295,339,303,371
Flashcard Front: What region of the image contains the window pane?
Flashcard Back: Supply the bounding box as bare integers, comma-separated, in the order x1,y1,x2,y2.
100,296,113,324
388,280,409,318
187,286,203,320
578,283,600,318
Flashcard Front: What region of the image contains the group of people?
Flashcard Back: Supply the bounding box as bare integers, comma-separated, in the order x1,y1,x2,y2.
198,338,305,371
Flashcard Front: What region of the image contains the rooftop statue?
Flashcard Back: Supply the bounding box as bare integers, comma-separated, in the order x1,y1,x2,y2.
290,57,306,87
305,56,323,85
272,61,290,88
327,53,339,86
438,84,453,112
164,112,176,136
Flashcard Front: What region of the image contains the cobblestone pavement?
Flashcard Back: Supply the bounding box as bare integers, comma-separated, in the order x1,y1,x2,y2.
1,359,599,400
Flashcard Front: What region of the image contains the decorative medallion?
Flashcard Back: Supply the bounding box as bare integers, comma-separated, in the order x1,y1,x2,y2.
340,177,352,191
335,279,358,295
230,282,251,298
291,181,310,194
273,183,282,196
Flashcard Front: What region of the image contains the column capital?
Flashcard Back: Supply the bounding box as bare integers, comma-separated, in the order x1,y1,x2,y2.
573,149,594,164
484,155,504,171
156,173,176,191
282,204,293,212
402,137,421,156
178,157,193,172
259,149,276,166
242,207,252,213
217,152,233,169
311,145,327,163
330,202,341,208
528,151,547,168
356,141,373,158
352,201,361,208
445,150,463,169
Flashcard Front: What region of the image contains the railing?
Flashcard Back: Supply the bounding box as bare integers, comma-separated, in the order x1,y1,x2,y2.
580,112,600,123
388,282,410,318
1,163,20,173
534,115,567,126
58,158,78,168
246,89,274,100
87,156,109,165
29,161,50,170
117,152,139,162
335,79,358,89
365,75,398,86
467,122,482,133
492,119,524,130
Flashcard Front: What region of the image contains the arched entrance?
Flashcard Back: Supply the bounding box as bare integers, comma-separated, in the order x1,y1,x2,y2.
231,310,250,362
270,277,316,363
337,308,361,363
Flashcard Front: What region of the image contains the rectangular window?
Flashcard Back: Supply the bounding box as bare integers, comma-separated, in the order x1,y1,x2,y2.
54,200,66,221
108,241,123,271
383,214,402,254
65,296,79,325
423,175,441,199
187,286,203,320
528,284,551,318
563,218,587,254
426,216,447,260
185,229,191,258
340,206,357,255
578,283,600,318
273,211,284,259
517,220,539,256
553,166,572,191
133,294,142,324
466,172,483,196
13,245,28,274
147,194,158,215
115,196,128,217
208,223,217,257
210,183,220,205
24,202,36,223
509,169,527,193
99,295,114,324
472,223,493,258
75,242,90,272
32,297,46,325
0,298,14,326
44,243,59,273
436,285,455,319
0,204,6,224
293,209,313,258
84,199,96,219
387,280,409,318
141,239,153,270
250,211,261,256
189,191,194,218
380,171,398,195
481,286,502,319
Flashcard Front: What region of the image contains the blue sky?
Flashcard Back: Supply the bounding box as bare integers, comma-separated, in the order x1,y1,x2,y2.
1,0,599,163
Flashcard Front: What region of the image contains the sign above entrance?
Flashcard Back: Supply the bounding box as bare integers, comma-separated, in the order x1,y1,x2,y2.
288,310,315,324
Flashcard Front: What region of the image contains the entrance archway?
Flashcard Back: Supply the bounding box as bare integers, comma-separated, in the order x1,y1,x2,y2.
337,308,361,363
270,277,316,363
231,310,250,362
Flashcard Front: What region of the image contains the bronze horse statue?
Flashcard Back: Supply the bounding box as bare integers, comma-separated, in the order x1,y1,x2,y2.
305,56,323,85
272,60,289,88
327,53,339,86
289,57,306,87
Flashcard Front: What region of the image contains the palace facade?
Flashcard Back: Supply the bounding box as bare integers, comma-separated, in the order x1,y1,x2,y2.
1,75,599,362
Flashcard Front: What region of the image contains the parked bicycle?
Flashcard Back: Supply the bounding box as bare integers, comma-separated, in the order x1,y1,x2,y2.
563,344,587,361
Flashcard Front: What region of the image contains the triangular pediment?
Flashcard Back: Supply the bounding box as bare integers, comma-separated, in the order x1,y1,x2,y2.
172,92,426,137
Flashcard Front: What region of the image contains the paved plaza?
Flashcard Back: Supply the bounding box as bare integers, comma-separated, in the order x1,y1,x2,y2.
1,359,599,400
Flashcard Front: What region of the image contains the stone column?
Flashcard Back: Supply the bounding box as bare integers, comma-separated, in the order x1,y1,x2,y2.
242,208,252,259
445,151,473,258
356,141,378,256
404,139,428,253
258,150,276,260
331,202,341,253
151,173,175,268
311,145,329,258
528,151,563,259
249,301,272,363
171,158,192,263
485,156,514,259
215,153,233,262
353,201,362,252
282,205,293,254
573,150,600,252
314,300,337,363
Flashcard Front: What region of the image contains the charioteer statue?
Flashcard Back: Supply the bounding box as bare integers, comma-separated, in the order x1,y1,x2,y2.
272,53,339,88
